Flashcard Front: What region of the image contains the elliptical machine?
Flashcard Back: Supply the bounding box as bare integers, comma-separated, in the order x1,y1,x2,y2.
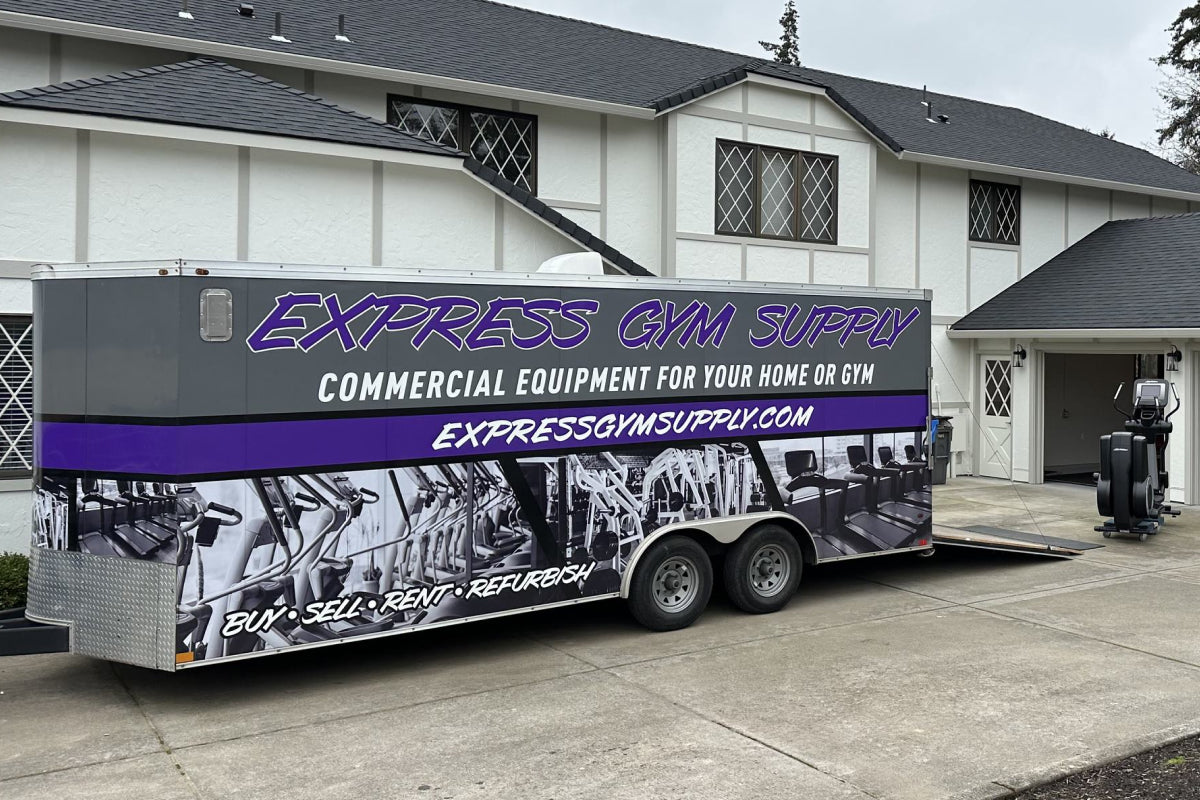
1095,378,1181,541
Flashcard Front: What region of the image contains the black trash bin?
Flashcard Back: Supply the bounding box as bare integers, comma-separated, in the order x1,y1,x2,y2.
931,416,954,485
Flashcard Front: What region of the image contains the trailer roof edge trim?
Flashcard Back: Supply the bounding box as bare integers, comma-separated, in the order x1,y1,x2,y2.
30,260,929,301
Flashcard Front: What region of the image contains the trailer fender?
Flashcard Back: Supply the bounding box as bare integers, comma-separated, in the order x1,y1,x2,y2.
619,512,817,598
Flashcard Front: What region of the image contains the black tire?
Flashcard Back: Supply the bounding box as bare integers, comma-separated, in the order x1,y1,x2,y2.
723,524,803,614
627,536,713,631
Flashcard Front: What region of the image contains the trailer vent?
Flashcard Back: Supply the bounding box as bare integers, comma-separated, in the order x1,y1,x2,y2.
199,289,234,342
0,317,33,475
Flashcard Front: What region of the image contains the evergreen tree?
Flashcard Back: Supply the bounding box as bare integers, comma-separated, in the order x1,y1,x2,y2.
1156,3,1200,173
759,1,801,66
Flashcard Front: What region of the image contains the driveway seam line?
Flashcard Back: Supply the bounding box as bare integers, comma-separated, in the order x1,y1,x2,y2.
161,667,602,753
598,668,883,799
968,605,1200,671
111,662,205,800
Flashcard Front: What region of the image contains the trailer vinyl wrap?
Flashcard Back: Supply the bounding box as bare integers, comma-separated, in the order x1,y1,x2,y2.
29,264,931,669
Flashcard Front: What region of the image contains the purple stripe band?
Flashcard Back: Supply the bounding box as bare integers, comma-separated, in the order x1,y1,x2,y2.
37,395,928,476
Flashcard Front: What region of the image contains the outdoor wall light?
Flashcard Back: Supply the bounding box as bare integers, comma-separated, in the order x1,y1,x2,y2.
1167,345,1182,372
1012,345,1026,368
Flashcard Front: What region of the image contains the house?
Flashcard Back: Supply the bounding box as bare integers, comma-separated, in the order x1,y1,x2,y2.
1,0,1199,551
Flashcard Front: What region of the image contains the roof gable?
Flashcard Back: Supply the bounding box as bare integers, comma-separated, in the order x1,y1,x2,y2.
952,213,1200,332
0,57,457,156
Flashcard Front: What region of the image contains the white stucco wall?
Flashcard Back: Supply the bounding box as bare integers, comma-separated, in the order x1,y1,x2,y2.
89,134,239,261
59,36,181,83
745,245,807,283
816,135,870,249
1019,179,1066,275
1112,191,1151,220
0,122,76,263
968,246,1019,311
745,125,810,152
1152,196,1189,216
1066,185,1110,245
675,238,740,280
874,155,917,289
225,59,306,90
525,102,601,205
313,72,407,120
747,84,814,122
676,114,741,235
559,208,602,236
813,250,868,286
0,278,32,313
605,115,660,273
918,164,968,316
248,149,373,265
0,491,30,554
0,28,51,92
813,96,856,130
381,166,495,269
696,84,743,113
500,202,584,272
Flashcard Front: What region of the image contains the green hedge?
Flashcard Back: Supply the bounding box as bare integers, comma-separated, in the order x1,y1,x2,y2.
0,552,29,610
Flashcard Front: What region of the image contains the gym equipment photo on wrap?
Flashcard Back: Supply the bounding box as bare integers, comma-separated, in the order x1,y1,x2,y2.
21,259,958,671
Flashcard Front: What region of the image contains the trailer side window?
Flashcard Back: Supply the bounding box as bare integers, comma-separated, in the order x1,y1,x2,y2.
715,140,838,244
0,316,32,477
388,96,538,194
969,179,1020,245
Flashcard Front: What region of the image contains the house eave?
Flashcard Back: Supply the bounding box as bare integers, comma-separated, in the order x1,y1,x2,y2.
0,9,657,120
947,326,1200,340
0,106,463,168
898,151,1200,203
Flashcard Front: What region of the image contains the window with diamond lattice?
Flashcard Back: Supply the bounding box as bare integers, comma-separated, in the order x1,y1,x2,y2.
388,96,537,193
715,141,837,244
0,317,33,477
984,359,1011,418
969,180,1020,245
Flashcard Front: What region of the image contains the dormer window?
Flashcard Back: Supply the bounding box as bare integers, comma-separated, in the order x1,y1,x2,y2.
388,96,537,193
715,140,838,244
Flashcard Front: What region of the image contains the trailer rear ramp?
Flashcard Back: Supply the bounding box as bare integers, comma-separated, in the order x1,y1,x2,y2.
932,525,1084,558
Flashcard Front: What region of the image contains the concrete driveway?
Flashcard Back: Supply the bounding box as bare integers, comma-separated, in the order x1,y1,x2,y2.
4,477,1200,800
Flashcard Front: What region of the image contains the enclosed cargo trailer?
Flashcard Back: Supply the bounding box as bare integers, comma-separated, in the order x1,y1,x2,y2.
27,260,938,670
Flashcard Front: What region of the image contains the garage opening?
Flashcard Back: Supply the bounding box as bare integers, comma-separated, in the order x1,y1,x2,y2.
1042,353,1162,485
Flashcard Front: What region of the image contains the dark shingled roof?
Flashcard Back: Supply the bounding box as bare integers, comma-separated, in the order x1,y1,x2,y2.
464,159,653,277
3,0,1200,195
0,57,458,156
952,213,1200,331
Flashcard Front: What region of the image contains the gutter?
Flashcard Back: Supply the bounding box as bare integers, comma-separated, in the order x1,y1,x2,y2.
0,9,656,120
947,327,1200,340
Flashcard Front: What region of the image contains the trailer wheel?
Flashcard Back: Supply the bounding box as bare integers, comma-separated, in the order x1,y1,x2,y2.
627,536,713,631
723,524,802,614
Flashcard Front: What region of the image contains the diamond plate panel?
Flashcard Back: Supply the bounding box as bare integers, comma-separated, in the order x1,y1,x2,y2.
27,547,178,670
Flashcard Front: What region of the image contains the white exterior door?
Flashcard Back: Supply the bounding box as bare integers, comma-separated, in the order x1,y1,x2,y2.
979,356,1012,479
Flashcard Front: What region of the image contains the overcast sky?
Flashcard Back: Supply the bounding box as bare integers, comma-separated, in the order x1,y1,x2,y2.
504,0,1183,151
